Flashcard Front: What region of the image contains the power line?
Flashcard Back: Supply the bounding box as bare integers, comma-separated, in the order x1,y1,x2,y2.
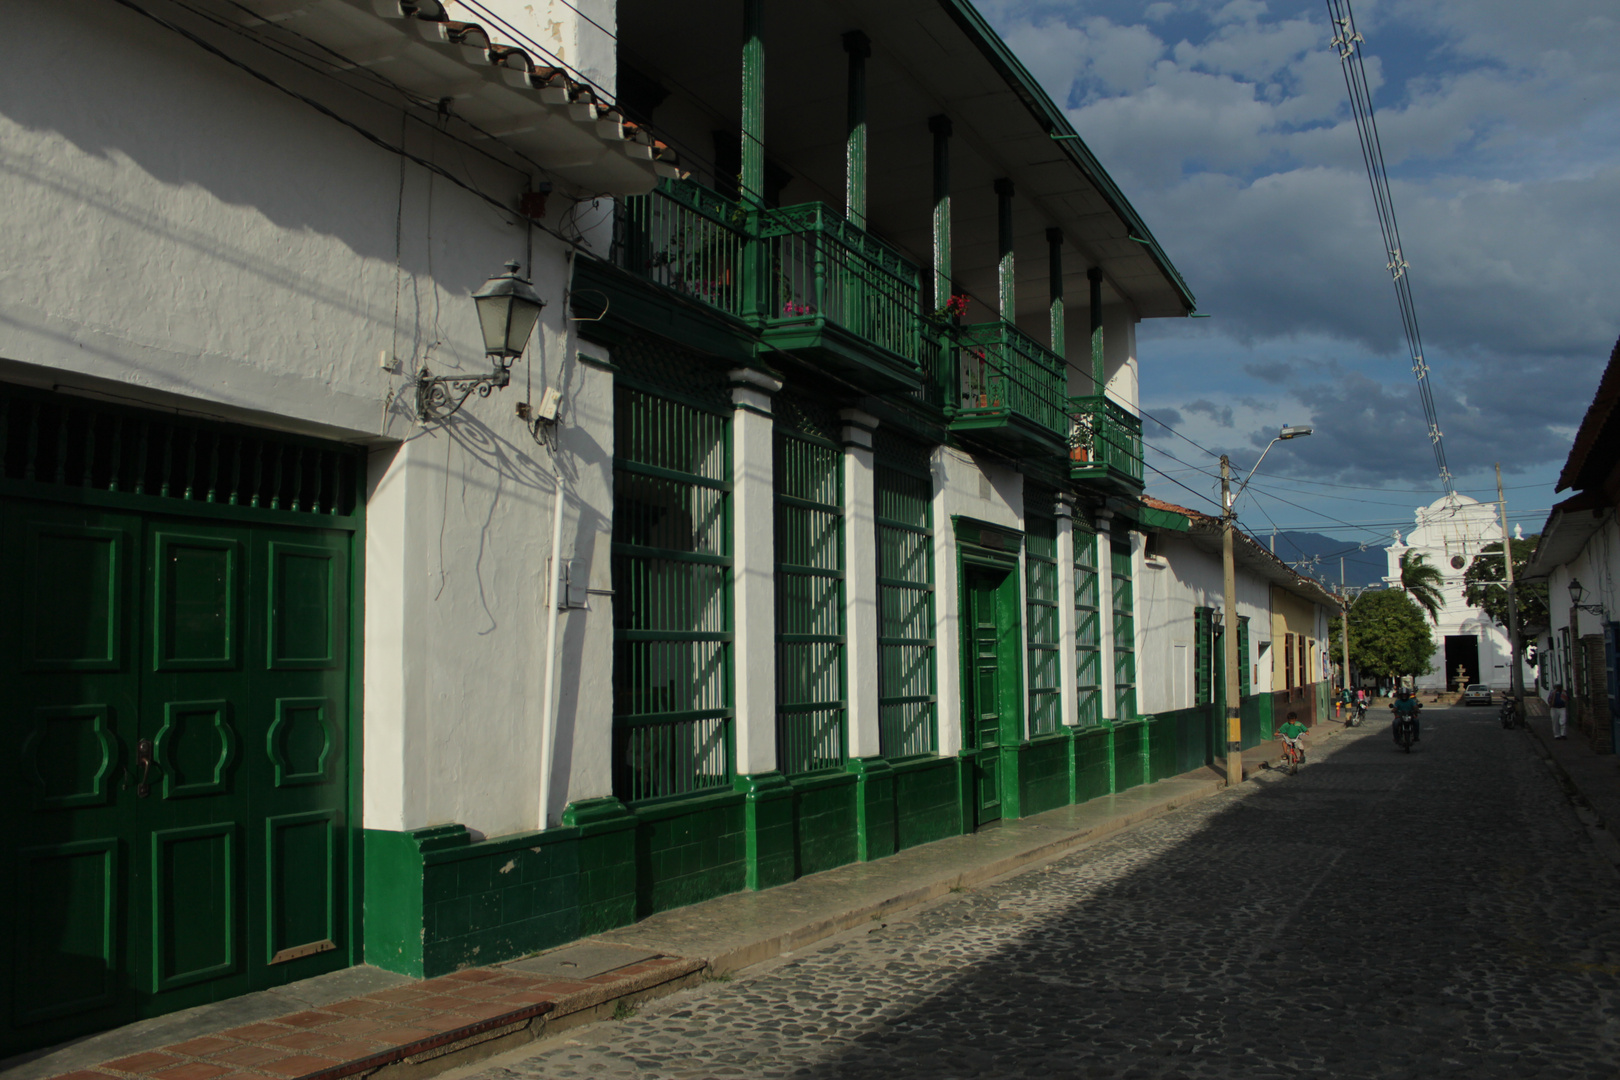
1325,0,1452,493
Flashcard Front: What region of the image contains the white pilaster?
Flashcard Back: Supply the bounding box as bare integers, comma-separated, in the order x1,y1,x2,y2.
1055,495,1079,728
1096,510,1117,722
841,409,881,759
730,368,784,776
932,449,962,756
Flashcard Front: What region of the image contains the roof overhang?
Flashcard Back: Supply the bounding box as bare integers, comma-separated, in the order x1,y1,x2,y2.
1523,491,1612,579
616,0,1195,322
221,0,676,195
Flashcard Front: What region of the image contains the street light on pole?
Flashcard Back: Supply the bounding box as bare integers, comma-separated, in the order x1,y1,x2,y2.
1222,425,1312,786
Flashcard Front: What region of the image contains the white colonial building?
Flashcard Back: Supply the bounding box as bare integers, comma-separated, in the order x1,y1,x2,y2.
1384,493,1516,691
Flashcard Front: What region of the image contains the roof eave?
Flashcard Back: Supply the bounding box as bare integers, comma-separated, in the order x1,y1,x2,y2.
935,0,1197,315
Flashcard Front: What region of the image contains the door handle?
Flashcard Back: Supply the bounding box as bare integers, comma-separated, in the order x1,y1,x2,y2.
136,738,155,798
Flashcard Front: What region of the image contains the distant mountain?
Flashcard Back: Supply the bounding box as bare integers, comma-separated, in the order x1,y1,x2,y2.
1253,531,1389,590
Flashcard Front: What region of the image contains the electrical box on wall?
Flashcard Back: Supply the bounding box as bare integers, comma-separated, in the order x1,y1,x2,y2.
552,558,589,609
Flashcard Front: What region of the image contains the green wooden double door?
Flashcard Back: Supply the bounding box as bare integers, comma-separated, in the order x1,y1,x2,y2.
0,498,353,1055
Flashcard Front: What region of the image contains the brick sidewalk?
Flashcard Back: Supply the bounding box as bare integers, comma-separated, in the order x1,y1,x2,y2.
28,958,702,1080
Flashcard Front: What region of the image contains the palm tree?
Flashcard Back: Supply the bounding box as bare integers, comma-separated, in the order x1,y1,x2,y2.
1399,550,1445,623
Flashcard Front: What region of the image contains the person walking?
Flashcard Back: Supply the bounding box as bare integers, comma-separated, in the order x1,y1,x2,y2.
1549,684,1569,739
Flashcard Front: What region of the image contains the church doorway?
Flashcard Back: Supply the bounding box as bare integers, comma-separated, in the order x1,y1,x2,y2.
1444,634,1480,688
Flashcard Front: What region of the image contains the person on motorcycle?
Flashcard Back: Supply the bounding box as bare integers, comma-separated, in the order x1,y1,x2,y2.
1392,688,1421,742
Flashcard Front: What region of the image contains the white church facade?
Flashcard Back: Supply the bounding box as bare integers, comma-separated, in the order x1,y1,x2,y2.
1384,493,1517,691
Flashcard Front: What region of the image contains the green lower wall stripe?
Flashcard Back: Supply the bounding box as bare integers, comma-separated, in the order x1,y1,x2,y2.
364,707,1274,975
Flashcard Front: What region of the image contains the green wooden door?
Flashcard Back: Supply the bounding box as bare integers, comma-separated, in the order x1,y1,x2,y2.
968,570,1003,824
2,503,144,1042
1,502,351,1054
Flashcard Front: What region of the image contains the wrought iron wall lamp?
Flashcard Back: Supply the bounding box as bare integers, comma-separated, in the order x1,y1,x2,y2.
1566,577,1607,616
417,260,546,421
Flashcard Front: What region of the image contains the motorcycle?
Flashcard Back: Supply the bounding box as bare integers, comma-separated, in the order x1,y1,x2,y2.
1390,702,1420,752
1499,697,1525,729
1348,700,1367,727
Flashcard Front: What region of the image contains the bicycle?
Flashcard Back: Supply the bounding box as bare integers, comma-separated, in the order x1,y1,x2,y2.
1278,737,1306,774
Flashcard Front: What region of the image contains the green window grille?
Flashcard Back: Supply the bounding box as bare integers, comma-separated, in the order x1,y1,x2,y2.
1238,615,1252,698
1111,539,1136,719
0,383,362,519
1194,606,1214,706
1074,527,1102,727
1025,504,1060,736
874,431,936,758
775,396,845,776
611,382,734,803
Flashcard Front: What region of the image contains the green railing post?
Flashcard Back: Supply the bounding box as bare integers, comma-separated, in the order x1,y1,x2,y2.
1088,266,1104,394
740,0,765,208
1047,227,1064,358
929,115,952,312
843,31,870,230
995,178,1015,318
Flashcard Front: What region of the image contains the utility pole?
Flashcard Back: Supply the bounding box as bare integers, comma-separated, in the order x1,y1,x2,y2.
1496,463,1524,708
1341,588,1352,695
1221,456,1242,787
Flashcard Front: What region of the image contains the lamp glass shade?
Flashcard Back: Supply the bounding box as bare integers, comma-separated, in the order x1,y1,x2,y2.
1569,578,1585,603
473,261,546,359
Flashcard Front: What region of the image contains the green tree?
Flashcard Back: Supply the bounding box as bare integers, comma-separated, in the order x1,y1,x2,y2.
1463,536,1546,643
1348,589,1436,683
1399,550,1445,623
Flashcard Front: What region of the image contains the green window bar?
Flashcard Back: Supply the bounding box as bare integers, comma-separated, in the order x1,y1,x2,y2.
611,384,734,803
874,431,936,758
614,179,750,319
1074,528,1102,727
1067,394,1145,484
0,382,361,518
775,400,846,776
757,202,926,368
1111,539,1136,719
1025,505,1061,736
954,321,1068,438
1194,606,1214,706
1238,615,1252,698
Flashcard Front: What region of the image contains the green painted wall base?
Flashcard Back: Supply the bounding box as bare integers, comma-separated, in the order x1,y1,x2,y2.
848,757,897,861
363,704,1279,977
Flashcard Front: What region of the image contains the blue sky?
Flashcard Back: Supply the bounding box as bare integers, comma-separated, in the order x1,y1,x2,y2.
981,0,1620,568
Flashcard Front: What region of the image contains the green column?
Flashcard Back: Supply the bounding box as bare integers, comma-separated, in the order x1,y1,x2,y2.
740,0,765,207
929,114,952,311
843,31,870,229
1088,266,1104,393
994,178,1015,318
1046,227,1064,356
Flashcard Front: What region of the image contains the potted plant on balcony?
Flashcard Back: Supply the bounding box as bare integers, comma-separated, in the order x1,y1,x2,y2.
1069,412,1094,462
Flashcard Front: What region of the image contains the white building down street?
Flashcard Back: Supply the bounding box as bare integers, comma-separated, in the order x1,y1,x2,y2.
1383,494,1517,691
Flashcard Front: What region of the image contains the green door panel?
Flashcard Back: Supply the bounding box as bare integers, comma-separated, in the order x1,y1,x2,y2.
264,811,337,965
968,571,1002,824
152,531,241,671
1,496,354,1057
150,822,238,992
13,838,120,1026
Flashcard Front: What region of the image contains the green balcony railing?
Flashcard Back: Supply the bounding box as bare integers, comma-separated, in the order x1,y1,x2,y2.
756,202,925,371
950,321,1068,446
614,179,750,319
1067,394,1144,489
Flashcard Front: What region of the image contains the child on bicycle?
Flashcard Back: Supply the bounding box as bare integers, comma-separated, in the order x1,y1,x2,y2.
1277,711,1308,764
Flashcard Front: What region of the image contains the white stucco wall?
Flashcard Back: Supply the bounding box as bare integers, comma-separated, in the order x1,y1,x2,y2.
1135,532,1273,715
1535,512,1620,699
0,2,616,840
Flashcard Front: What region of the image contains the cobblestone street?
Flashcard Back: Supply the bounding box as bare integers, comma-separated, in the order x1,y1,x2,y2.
463,709,1620,1080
